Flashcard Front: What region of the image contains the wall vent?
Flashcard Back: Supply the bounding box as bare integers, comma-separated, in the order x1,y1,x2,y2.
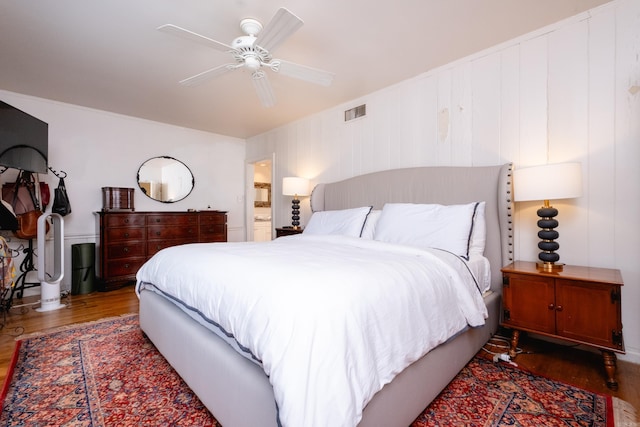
344,104,366,122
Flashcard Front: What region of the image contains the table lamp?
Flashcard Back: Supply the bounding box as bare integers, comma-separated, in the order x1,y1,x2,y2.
514,162,582,272
282,177,309,229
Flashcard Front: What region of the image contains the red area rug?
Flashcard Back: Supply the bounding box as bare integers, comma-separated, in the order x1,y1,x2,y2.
0,314,631,426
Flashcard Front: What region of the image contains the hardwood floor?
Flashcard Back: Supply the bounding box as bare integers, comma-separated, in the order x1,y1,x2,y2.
1,286,638,415
484,329,640,412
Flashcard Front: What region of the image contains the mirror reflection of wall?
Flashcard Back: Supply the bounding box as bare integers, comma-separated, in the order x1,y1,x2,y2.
137,156,194,203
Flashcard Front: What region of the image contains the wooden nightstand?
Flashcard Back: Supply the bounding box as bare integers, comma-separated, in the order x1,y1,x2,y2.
501,261,624,389
275,227,303,238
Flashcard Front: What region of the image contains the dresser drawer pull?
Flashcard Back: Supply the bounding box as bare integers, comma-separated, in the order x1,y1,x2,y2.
124,263,130,269
123,247,129,253
124,218,129,224
555,305,563,312
124,232,130,238
548,303,555,310
156,231,161,236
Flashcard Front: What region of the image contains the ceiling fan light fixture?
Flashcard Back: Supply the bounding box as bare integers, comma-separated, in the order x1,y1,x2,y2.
244,55,261,71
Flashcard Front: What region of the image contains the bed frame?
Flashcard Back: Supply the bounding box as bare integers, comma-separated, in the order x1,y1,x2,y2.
139,163,514,427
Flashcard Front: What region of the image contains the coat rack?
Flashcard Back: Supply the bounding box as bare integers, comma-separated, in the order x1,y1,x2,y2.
0,165,68,309
48,166,67,179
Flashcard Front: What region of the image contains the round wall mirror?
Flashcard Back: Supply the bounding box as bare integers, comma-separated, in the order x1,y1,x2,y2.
137,156,194,203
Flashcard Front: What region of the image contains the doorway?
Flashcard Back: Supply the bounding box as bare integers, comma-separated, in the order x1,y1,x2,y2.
249,158,273,242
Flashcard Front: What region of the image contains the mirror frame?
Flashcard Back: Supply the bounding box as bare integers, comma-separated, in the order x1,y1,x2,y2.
137,156,195,203
254,182,271,208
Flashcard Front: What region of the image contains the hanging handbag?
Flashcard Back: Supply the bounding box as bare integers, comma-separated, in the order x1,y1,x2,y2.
39,181,50,210
3,170,48,240
52,177,71,216
14,210,44,240
2,170,37,215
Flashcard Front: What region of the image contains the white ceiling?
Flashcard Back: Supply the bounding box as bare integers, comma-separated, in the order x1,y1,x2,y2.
0,0,611,139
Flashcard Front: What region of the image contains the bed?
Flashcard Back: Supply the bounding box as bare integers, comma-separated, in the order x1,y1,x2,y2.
136,163,513,427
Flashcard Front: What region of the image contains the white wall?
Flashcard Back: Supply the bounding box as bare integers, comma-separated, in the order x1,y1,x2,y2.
247,0,640,363
0,90,246,294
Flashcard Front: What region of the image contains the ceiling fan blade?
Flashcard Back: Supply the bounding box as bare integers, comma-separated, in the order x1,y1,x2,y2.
158,24,233,52
254,8,303,52
252,73,276,108
274,59,335,87
179,64,237,86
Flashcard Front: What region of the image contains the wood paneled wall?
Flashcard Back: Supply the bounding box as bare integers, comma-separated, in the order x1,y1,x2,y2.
247,0,640,362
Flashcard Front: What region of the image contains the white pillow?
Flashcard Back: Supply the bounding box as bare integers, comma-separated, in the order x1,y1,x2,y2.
469,201,486,256
303,206,372,237
373,202,480,258
360,210,381,239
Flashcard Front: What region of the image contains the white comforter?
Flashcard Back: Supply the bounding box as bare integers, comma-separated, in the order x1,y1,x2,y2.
135,235,488,427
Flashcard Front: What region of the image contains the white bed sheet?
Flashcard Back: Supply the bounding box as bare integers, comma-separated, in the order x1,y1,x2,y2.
136,235,488,427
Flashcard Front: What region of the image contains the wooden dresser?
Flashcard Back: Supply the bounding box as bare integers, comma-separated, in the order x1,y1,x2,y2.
96,211,227,291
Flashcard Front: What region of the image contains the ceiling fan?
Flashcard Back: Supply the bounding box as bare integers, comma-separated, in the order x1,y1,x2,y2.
158,8,335,107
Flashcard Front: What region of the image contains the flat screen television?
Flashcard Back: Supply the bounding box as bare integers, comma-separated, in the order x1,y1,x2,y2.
0,100,48,174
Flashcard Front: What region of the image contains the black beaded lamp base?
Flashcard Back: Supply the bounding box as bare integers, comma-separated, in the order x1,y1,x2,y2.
536,203,563,272
291,197,301,229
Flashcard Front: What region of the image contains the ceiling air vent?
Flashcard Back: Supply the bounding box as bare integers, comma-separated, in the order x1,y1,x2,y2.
344,104,366,122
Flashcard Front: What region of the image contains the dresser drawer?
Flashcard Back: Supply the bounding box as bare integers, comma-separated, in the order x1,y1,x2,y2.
105,258,146,278
106,227,145,242
106,242,145,259
200,224,226,240
147,213,197,226
199,212,226,225
148,225,198,240
147,238,194,256
104,213,145,228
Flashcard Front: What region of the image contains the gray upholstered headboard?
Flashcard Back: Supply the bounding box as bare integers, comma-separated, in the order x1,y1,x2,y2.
309,164,514,292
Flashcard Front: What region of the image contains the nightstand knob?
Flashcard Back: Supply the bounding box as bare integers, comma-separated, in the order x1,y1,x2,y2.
555,305,563,312
548,303,555,310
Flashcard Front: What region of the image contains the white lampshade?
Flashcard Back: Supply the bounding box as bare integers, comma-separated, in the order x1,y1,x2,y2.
282,177,309,197
514,162,582,202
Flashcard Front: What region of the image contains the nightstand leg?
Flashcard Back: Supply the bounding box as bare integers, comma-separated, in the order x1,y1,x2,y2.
602,350,618,390
508,330,520,359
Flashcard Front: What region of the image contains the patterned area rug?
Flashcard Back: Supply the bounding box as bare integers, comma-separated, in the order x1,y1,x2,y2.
0,314,633,426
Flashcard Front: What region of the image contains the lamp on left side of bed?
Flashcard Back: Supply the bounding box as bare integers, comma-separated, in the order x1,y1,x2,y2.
283,177,309,230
